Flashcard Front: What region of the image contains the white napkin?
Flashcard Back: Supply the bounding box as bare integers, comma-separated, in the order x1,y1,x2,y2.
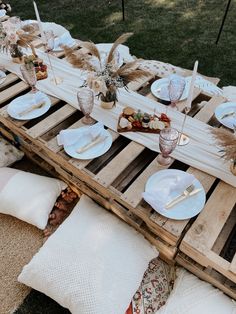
96,43,134,63
57,122,106,147
222,86,236,102
54,31,75,50
142,173,195,214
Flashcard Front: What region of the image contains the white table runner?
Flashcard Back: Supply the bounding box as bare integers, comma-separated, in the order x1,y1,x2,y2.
0,49,235,187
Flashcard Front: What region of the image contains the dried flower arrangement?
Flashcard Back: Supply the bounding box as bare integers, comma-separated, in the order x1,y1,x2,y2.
0,18,37,61
63,33,151,107
211,127,236,174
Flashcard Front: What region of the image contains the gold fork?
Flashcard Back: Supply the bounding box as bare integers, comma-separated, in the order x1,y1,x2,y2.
165,184,195,209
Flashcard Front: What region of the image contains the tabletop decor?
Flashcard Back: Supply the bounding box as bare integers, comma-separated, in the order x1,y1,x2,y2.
64,33,150,109
156,128,179,166
0,17,37,63
0,0,11,14
211,128,236,175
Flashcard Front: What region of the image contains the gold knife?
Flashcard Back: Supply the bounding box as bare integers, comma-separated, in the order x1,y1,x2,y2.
165,188,202,209
77,135,105,154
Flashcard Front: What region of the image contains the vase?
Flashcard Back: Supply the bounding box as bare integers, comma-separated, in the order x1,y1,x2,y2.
230,159,236,175
9,44,24,63
100,100,116,109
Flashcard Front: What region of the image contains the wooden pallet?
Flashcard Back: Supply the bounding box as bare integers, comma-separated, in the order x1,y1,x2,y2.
0,63,228,263
176,252,236,299
179,182,236,289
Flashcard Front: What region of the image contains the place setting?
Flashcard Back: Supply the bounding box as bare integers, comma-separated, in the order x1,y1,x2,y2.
143,169,206,220
57,88,112,160
0,68,6,85
7,63,51,120
214,101,236,131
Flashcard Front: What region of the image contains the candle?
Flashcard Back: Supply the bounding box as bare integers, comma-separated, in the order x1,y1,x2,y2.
186,60,198,109
33,1,46,44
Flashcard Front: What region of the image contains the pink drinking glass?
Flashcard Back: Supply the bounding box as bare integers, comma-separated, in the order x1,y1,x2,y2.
168,75,186,110
156,128,179,166
77,88,94,125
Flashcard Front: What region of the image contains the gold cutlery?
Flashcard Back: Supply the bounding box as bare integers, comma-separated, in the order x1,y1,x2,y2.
221,111,236,119
77,135,105,154
165,186,202,209
18,101,46,117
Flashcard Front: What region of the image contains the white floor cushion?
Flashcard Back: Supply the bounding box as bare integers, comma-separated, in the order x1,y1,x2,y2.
0,167,67,229
157,267,236,314
0,136,24,167
18,194,158,314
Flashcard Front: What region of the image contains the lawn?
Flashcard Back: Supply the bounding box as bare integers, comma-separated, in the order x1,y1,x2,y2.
9,0,236,86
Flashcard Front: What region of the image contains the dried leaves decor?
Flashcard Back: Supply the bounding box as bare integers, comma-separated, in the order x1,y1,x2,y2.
211,128,236,165
64,33,151,103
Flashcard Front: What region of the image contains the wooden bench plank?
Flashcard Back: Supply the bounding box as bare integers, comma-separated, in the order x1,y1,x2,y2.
95,141,145,187
230,254,236,275
0,81,28,105
182,181,236,253
0,73,18,90
27,104,76,138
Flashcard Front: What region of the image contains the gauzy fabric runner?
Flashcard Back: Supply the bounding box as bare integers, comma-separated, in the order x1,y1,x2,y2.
0,49,235,188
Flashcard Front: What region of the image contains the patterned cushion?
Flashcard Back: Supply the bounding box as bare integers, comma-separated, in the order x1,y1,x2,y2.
0,136,24,167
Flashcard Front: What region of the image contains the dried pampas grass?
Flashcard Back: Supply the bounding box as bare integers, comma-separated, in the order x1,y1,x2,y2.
63,45,95,71
107,32,133,64
211,128,236,161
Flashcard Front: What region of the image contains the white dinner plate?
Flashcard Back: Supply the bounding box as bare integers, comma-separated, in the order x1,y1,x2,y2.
0,9,6,18
7,92,51,120
145,169,206,220
151,77,189,101
215,102,236,130
64,127,112,160
0,70,6,85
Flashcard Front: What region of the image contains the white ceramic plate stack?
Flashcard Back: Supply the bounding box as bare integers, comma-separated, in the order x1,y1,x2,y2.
215,102,236,130
145,169,206,220
64,126,112,160
7,91,51,120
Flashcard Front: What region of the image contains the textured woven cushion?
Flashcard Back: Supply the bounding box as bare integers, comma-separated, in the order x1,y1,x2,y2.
157,268,236,314
0,167,67,229
18,195,158,314
0,136,24,167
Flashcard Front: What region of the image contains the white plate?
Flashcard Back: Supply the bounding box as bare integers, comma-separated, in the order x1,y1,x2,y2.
151,77,189,101
0,9,6,18
7,92,51,120
64,127,112,160
0,70,6,85
145,169,206,220
215,102,236,130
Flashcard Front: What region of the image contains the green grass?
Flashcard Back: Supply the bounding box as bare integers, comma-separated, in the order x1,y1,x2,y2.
9,0,236,86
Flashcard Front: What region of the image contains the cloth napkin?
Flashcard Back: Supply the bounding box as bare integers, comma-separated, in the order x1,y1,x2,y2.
222,86,236,102
57,122,106,147
186,75,223,96
142,173,195,215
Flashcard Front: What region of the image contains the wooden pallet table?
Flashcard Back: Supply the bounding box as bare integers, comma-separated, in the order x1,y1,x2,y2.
0,55,229,265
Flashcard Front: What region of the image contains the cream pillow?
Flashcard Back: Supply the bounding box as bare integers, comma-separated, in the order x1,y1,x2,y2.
157,267,236,314
0,136,24,167
18,195,158,314
0,167,67,229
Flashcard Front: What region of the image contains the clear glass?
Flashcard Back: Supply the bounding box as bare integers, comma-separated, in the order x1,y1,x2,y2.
77,88,94,125
20,64,37,93
168,75,186,111
156,128,179,165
